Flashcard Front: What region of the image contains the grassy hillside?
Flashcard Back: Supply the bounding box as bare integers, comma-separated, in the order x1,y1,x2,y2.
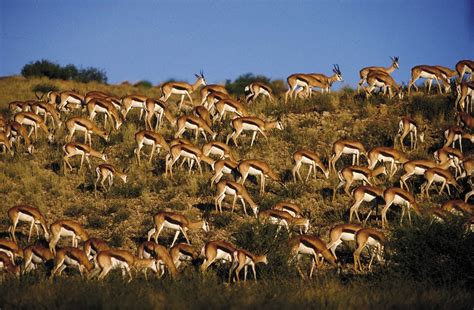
0,76,472,308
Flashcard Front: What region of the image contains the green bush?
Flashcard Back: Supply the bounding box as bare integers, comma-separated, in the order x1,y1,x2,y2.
134,80,153,88
21,59,107,83
388,217,474,287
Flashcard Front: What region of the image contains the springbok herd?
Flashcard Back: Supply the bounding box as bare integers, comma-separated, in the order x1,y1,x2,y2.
0,59,473,283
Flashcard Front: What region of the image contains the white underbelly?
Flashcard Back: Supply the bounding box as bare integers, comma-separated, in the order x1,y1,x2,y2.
163,221,182,231
247,166,262,175
298,243,316,256
392,195,409,206
224,187,237,195
378,155,394,163
419,72,437,79
301,156,315,165
340,232,356,242
185,123,199,130
73,124,88,132
215,249,232,262
366,237,381,247
342,147,358,155
352,172,367,181
60,227,76,237
110,257,129,270
241,124,260,131
432,174,446,183
414,167,427,175
18,212,35,222
363,193,377,201
64,256,80,267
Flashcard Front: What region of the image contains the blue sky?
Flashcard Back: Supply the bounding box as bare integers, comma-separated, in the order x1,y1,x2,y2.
0,0,472,88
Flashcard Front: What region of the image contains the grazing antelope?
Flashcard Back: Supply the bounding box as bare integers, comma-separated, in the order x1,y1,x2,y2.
202,90,231,112
87,97,123,130
381,187,419,228
226,116,283,147
245,82,274,103
455,81,474,111
0,239,23,263
349,186,384,223
9,101,29,113
136,241,178,278
326,223,363,258
444,125,474,152
48,220,89,254
215,180,259,216
353,228,385,272
272,201,303,218
365,71,403,99
83,238,110,261
407,65,449,94
144,98,176,130
147,211,209,247
50,246,94,279
440,200,473,216
330,139,367,173
200,241,237,279
458,111,474,130
334,165,386,199
57,91,84,112
358,56,399,92
367,146,409,178
288,235,339,279
193,105,212,127
296,65,343,97
237,159,280,194
95,249,135,282
202,141,233,160
0,131,14,156
231,248,268,282
121,95,147,120
285,73,311,103
165,143,214,176
8,204,49,243
292,149,330,182
258,209,310,235
200,84,228,106
434,146,464,176
421,167,461,198
0,252,20,278
160,72,206,109
175,114,217,142
396,116,424,151
84,90,110,104
31,101,62,129
214,98,249,121
400,159,455,191
63,142,107,171
94,163,128,192
455,59,474,82
134,130,170,166
65,116,109,145
210,158,239,185
13,112,53,142
170,243,199,270
23,245,54,273
8,121,34,154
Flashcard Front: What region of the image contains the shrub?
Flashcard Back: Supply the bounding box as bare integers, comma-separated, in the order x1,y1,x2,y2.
87,214,106,229
225,73,272,96
21,59,107,83
388,217,474,286
63,205,84,217
32,83,59,95
134,80,153,88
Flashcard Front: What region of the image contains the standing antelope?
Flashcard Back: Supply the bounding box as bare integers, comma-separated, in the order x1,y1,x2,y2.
63,142,107,171
8,204,49,243
272,201,303,218
87,97,123,130
455,59,473,83
434,146,464,176
50,246,94,279
326,223,363,259
353,228,385,272
296,65,343,97
170,243,199,270
400,159,455,191
134,130,170,165
215,180,259,216
441,200,473,216
288,235,339,279
258,209,310,235
365,71,403,99
65,116,109,145
165,143,215,176
245,82,274,103
23,245,54,273
292,149,330,182
121,95,147,120
175,114,217,142
455,81,474,111
349,185,384,223
8,121,34,154
0,252,20,278
144,98,176,130
13,112,53,142
226,116,283,147
94,163,128,192
444,125,474,152
147,211,209,247
83,238,110,261
202,141,233,160
421,168,461,198
231,248,268,282
358,56,399,92
31,101,62,129
381,187,419,228
407,65,449,94
200,240,237,279
214,98,249,121
367,146,409,178
160,72,206,109
57,91,84,112
136,241,178,278
237,159,280,194
210,158,239,185
334,165,386,199
48,220,89,254
0,239,23,263
330,139,367,173
285,73,311,103
396,116,424,151
95,249,135,282
200,84,228,106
